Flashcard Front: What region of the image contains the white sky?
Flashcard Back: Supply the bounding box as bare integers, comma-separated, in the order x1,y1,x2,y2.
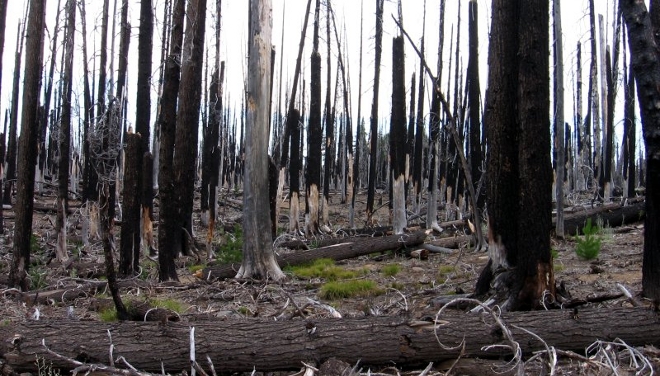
0,0,638,159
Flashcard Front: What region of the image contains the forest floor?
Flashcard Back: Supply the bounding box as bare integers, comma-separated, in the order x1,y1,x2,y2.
0,186,658,375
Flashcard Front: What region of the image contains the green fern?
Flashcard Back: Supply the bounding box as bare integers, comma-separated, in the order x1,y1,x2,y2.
574,218,601,260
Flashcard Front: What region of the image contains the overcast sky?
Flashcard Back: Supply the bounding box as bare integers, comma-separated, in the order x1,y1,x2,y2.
1,0,634,157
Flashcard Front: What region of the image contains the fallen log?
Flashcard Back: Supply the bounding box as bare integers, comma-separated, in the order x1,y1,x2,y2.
203,231,428,280
558,200,645,236
1,307,658,373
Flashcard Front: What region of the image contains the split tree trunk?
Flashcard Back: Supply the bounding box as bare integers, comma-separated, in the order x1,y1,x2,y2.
2,307,658,373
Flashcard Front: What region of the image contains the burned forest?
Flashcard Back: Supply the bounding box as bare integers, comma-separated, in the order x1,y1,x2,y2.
0,0,659,374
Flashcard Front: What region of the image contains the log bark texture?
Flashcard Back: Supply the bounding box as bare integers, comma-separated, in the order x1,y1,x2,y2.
559,200,645,236
1,307,658,373
203,231,427,280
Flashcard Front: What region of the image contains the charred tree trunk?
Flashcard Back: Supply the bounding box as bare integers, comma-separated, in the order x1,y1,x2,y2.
366,0,384,221
79,0,98,207
3,21,23,205
622,45,636,197
603,49,615,201
588,0,601,195
553,0,566,238
119,134,141,277
136,0,154,262
621,0,660,304
9,0,45,291
173,0,207,256
322,2,333,228
412,49,425,215
157,0,184,281
390,36,407,234
349,0,364,228
306,0,322,236
237,0,285,281
475,0,555,311
467,0,483,213
56,0,76,263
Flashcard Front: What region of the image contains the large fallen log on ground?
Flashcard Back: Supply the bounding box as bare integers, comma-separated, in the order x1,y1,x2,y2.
203,230,428,280
1,307,658,373
558,200,645,236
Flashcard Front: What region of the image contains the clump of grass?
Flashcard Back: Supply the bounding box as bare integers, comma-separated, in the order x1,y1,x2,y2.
574,218,601,260
188,264,205,273
287,258,357,281
28,266,48,290
215,227,244,263
381,264,401,277
99,307,118,322
149,298,186,313
318,280,382,300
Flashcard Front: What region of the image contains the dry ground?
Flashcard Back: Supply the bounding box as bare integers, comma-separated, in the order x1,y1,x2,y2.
0,187,658,375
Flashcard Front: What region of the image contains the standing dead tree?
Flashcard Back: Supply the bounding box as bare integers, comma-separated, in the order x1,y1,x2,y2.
553,0,566,238
8,0,45,291
157,0,184,281
56,0,76,264
366,0,384,222
237,0,285,281
390,36,407,234
306,0,322,236
620,0,660,305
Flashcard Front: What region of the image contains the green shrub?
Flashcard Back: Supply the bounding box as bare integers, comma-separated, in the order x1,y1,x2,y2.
215,227,244,263
319,280,382,300
574,218,601,260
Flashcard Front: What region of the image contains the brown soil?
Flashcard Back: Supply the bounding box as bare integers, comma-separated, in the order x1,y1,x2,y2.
0,188,657,374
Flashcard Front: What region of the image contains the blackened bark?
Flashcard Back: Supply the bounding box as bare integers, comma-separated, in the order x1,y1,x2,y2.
173,0,207,255
621,0,660,303
56,0,76,263
390,36,407,234
306,0,322,236
4,22,22,205
119,134,141,277
141,151,154,255
515,0,554,310
475,0,520,297
366,0,384,219
9,0,45,291
157,0,184,281
623,58,636,197
288,109,301,232
467,0,483,211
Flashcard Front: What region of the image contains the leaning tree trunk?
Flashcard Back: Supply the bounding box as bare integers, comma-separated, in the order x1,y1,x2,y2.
0,0,6,233
157,0,184,281
237,0,285,281
56,0,76,264
9,0,45,291
390,36,407,234
621,0,660,304
172,0,207,256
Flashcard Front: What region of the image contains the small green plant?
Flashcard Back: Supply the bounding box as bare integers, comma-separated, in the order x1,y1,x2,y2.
574,218,601,260
318,280,382,300
286,258,357,281
29,267,48,290
551,249,559,259
215,227,244,263
30,233,41,253
188,264,205,273
381,264,401,277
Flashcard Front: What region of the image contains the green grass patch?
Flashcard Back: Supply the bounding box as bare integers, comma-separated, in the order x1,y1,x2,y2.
149,298,186,313
318,280,382,300
188,264,205,273
99,307,119,322
286,258,358,281
381,264,401,277
436,265,456,282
